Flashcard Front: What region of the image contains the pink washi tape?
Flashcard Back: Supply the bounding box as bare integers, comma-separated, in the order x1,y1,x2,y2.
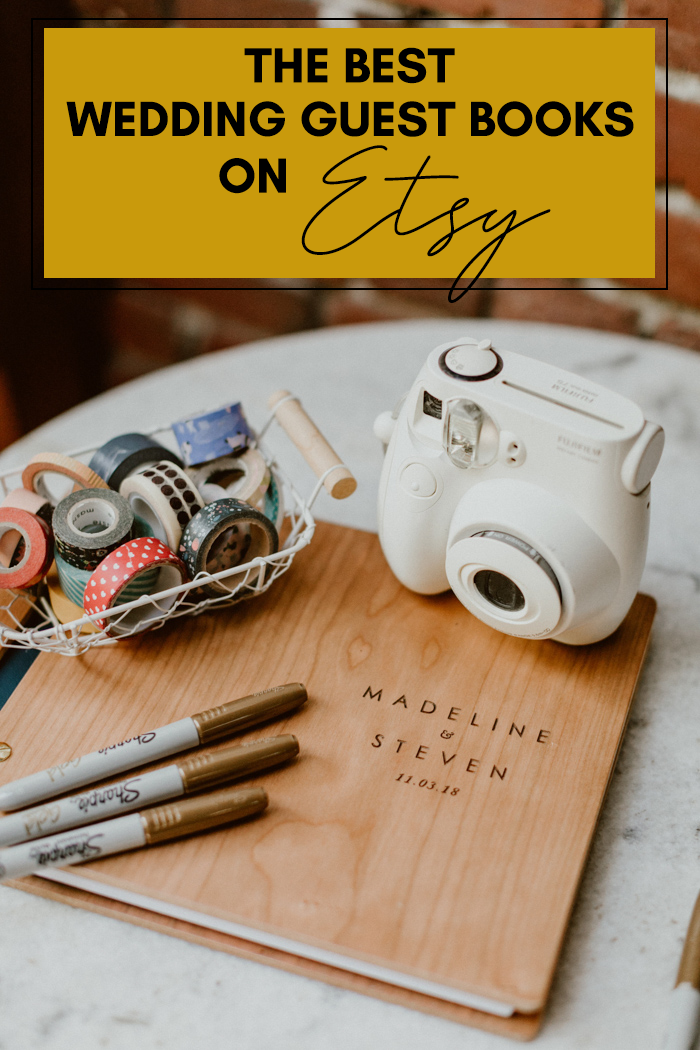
0,489,53,568
0,508,53,588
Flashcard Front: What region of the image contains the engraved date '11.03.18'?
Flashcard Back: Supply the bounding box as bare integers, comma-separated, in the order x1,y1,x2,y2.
396,773,460,795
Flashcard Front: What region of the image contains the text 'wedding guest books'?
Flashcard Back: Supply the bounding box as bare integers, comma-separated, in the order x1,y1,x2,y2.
0,522,655,1040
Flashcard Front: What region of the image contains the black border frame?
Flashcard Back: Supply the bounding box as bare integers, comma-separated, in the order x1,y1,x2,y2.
32,15,668,293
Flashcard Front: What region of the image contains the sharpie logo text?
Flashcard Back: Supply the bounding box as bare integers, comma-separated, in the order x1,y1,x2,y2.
29,832,105,867
98,732,157,755
72,778,142,814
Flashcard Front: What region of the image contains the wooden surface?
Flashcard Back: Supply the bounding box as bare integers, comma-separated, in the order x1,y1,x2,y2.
0,522,655,1034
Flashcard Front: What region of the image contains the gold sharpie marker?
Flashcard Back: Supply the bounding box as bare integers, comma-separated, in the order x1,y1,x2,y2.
0,785,268,883
0,683,306,812
0,735,298,848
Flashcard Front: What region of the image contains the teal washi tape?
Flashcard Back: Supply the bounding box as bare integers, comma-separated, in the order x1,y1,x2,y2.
55,552,92,607
54,551,159,611
263,470,284,531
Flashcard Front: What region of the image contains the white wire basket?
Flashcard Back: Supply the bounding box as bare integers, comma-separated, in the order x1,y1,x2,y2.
0,394,354,657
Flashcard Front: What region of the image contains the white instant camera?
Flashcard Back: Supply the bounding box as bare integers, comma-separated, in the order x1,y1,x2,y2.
375,337,664,645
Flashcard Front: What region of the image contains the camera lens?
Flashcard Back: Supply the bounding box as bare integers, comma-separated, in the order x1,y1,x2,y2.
474,569,525,612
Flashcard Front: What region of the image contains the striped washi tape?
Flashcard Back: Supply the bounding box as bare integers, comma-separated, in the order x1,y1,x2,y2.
55,551,158,610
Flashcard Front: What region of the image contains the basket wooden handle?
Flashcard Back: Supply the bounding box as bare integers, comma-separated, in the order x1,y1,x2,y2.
267,391,357,500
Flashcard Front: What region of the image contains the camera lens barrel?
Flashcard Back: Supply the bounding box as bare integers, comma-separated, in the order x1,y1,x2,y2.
472,531,561,599
445,480,621,640
448,533,563,638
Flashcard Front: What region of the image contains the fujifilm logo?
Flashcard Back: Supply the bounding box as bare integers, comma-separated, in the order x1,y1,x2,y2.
551,379,598,404
557,435,602,456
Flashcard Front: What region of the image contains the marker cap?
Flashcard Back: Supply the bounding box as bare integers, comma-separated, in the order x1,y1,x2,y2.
192,683,307,744
178,734,299,794
141,785,268,845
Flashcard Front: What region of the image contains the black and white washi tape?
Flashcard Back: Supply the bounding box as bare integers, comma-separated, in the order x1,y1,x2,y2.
52,489,134,572
120,461,204,551
179,498,279,598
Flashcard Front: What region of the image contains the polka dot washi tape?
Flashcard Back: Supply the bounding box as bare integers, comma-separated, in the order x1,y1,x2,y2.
119,461,204,553
83,537,188,635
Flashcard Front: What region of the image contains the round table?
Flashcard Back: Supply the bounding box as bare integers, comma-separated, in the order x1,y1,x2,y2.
1,319,698,1050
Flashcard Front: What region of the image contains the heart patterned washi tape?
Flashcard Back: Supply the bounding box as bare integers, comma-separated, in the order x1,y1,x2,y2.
84,537,188,635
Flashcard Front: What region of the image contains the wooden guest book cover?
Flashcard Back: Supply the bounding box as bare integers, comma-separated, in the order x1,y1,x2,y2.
0,523,655,1040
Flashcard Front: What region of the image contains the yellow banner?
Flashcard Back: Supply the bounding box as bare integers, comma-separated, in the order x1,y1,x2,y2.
44,27,655,284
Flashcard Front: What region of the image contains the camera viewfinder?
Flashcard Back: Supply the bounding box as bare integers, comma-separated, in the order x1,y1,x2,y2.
444,399,483,468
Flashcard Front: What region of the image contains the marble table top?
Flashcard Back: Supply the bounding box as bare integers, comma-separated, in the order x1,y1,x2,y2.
1,318,698,1050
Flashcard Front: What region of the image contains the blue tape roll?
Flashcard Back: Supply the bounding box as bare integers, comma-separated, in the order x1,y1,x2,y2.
89,433,183,491
172,404,253,467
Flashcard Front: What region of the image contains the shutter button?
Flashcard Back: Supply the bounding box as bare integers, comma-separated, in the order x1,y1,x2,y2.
442,339,502,381
400,462,437,498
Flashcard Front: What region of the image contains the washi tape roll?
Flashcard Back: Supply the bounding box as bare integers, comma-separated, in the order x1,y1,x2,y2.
189,449,271,508
191,462,283,531
53,489,134,572
172,403,253,467
0,489,52,569
120,462,204,552
56,550,158,610
54,552,95,608
0,508,53,589
261,470,284,531
84,538,188,635
1,488,53,527
179,498,278,598
132,514,155,539
48,559,98,632
89,433,183,491
22,453,109,502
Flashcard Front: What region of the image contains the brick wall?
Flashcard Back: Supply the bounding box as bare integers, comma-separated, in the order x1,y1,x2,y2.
71,0,700,391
